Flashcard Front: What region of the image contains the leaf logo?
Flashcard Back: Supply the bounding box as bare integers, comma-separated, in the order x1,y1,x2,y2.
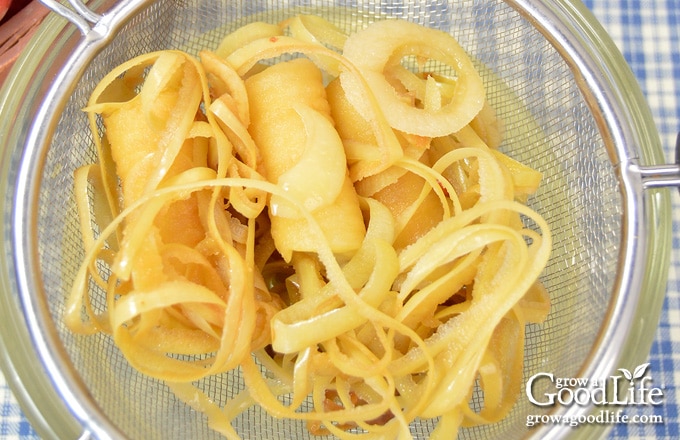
618,363,650,385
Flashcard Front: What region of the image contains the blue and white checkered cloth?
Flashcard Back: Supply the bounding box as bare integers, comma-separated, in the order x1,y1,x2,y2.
583,1,680,439
0,387,36,438
1,0,678,438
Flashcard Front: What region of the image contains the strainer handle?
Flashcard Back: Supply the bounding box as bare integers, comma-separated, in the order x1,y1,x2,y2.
39,0,102,35
635,132,680,190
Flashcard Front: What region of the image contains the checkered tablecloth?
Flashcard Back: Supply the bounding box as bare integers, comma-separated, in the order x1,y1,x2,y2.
1,0,679,438
583,1,680,439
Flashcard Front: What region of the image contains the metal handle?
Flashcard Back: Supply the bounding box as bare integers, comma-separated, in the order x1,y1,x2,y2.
636,132,680,190
39,0,102,35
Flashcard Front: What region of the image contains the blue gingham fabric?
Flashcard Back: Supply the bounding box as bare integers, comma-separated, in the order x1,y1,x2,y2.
582,1,680,439
1,0,679,438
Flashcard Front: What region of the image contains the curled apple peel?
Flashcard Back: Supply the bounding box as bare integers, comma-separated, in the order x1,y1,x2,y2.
341,19,485,138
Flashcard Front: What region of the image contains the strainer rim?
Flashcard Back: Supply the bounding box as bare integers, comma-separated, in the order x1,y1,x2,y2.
0,1,671,439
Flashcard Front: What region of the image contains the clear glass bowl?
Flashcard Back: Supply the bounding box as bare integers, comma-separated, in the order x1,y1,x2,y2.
0,1,671,439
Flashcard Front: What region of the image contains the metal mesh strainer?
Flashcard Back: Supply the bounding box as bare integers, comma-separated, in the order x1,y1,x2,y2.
2,0,678,439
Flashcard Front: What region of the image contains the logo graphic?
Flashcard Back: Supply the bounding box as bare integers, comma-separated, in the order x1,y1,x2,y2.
619,363,650,384
524,363,665,428
526,362,663,407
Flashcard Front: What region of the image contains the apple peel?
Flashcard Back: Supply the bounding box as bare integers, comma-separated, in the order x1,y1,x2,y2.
341,20,485,138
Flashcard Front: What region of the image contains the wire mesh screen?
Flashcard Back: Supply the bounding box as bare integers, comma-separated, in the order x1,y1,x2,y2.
34,0,622,438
